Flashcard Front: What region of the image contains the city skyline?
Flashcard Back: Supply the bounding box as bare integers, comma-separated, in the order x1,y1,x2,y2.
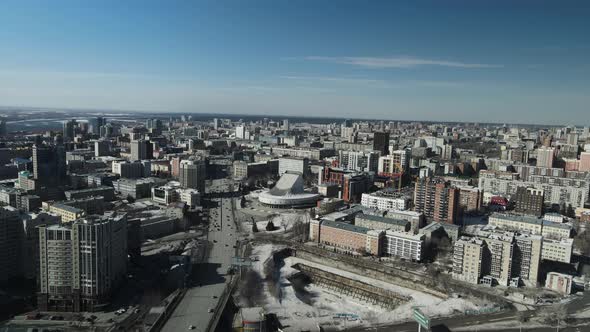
1,1,590,124
3,2,590,331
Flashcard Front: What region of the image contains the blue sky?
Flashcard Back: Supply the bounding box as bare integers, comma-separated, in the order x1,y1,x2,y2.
0,0,589,124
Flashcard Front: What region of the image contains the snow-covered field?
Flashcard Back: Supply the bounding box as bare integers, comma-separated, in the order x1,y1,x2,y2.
242,244,485,331
245,212,308,236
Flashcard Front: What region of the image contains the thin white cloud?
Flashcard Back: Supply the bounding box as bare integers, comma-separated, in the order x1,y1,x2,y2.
302,56,502,69
279,75,383,84
280,75,466,89
0,68,153,80
410,80,466,88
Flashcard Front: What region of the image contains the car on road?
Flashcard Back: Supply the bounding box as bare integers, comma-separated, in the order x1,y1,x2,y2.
208,308,214,313
188,325,195,330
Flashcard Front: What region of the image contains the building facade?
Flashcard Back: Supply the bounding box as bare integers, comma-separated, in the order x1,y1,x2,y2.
414,178,459,225
38,215,127,312
361,191,409,211
383,231,425,261
179,159,207,192
0,206,22,283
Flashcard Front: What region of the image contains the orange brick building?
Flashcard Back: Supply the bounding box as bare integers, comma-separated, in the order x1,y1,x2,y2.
309,219,383,255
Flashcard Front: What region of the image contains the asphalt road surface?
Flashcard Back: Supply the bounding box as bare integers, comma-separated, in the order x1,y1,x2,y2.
161,180,238,332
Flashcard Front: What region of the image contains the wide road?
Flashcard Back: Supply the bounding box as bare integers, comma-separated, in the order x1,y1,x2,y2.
161,179,238,332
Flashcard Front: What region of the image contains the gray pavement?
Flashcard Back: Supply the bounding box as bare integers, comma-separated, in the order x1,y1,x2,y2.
161,179,238,332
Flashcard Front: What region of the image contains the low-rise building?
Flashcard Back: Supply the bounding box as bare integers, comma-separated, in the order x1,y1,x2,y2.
112,160,151,178
233,160,276,180
309,219,383,255
152,185,180,205
48,203,85,223
386,210,425,233
545,272,573,295
541,238,573,263
60,196,105,215
179,188,201,208
65,186,115,201
361,190,409,211
354,213,410,232
316,198,345,216
278,157,309,176
113,178,165,199
383,231,425,261
488,213,572,239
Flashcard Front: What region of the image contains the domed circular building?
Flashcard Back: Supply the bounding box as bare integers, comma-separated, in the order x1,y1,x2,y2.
258,172,319,208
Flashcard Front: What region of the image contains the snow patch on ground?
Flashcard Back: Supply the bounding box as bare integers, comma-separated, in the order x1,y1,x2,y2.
245,244,484,331
246,212,308,235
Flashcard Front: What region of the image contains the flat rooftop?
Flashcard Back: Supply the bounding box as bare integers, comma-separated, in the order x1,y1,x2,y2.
321,219,371,234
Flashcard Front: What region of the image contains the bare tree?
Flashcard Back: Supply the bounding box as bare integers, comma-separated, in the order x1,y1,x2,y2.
252,221,259,233
574,231,590,256
239,270,264,306
516,310,528,327
291,217,310,241
540,304,568,328
265,220,276,231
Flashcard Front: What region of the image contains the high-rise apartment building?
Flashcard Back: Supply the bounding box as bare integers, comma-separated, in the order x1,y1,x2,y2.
536,146,555,168
0,206,22,283
413,178,459,225
100,123,114,138
37,215,127,312
378,149,410,176
32,144,67,186
372,131,390,155
0,118,7,136
342,174,369,203
179,158,207,192
278,157,308,176
341,126,355,140
566,133,579,146
94,140,110,157
514,187,544,216
338,150,379,173
62,119,77,141
145,118,163,134
579,152,590,172
235,125,246,139
130,139,153,161
452,237,485,284
456,186,482,215
452,231,542,287
89,117,106,135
